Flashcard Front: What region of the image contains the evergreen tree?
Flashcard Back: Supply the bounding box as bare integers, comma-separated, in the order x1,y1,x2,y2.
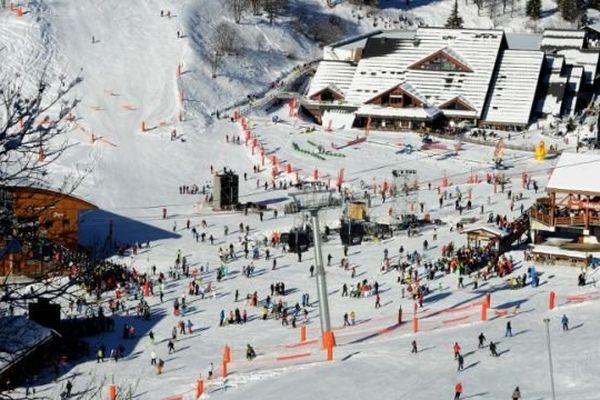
526,0,541,19
445,0,464,28
559,0,582,22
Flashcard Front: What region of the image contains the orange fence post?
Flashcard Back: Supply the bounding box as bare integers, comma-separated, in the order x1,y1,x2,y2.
221,361,228,378
326,343,333,361
485,292,491,308
223,345,231,363
549,291,556,310
481,303,487,321
412,316,418,333
108,384,117,400
197,379,204,397
300,325,307,342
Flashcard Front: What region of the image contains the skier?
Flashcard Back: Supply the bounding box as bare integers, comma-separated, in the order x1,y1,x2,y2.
150,351,157,366
343,313,350,326
168,339,175,354
478,332,486,348
350,310,356,325
454,382,463,400
505,321,513,337
453,342,461,359
246,344,256,360
457,353,464,371
65,381,73,397
309,265,315,277
512,387,521,400
157,358,164,375
411,340,418,354
561,314,569,331
489,341,498,357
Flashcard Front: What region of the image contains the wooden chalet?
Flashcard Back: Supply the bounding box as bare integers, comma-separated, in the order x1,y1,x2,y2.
0,187,97,276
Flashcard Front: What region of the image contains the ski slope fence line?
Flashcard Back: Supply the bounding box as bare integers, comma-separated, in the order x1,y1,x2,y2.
159,351,329,400
158,298,496,400
235,118,540,196
548,289,600,310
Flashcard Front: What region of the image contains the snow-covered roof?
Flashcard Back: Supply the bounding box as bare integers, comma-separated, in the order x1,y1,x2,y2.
463,225,509,238
556,49,600,87
586,23,600,34
0,317,54,374
307,61,357,98
483,50,544,125
356,104,441,120
538,55,567,116
344,27,504,117
562,65,584,116
546,153,600,194
542,30,585,49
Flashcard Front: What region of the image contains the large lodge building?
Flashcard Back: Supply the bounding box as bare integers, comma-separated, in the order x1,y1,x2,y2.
301,27,600,131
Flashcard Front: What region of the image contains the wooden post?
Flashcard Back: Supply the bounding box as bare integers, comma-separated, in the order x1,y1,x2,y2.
586,195,590,230
550,192,556,226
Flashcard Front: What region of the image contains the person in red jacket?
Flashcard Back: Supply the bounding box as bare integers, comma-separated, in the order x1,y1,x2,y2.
454,382,463,400
453,342,461,359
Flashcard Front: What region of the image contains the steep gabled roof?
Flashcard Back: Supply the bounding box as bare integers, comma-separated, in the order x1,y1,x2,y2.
407,47,473,73
364,82,426,105
439,95,476,111
309,84,345,100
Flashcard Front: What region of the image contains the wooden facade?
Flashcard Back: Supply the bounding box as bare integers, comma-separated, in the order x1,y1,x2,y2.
308,87,344,103
0,187,97,276
366,85,424,108
530,191,600,231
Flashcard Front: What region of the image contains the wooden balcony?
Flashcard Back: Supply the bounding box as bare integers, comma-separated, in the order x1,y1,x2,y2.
531,208,600,228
